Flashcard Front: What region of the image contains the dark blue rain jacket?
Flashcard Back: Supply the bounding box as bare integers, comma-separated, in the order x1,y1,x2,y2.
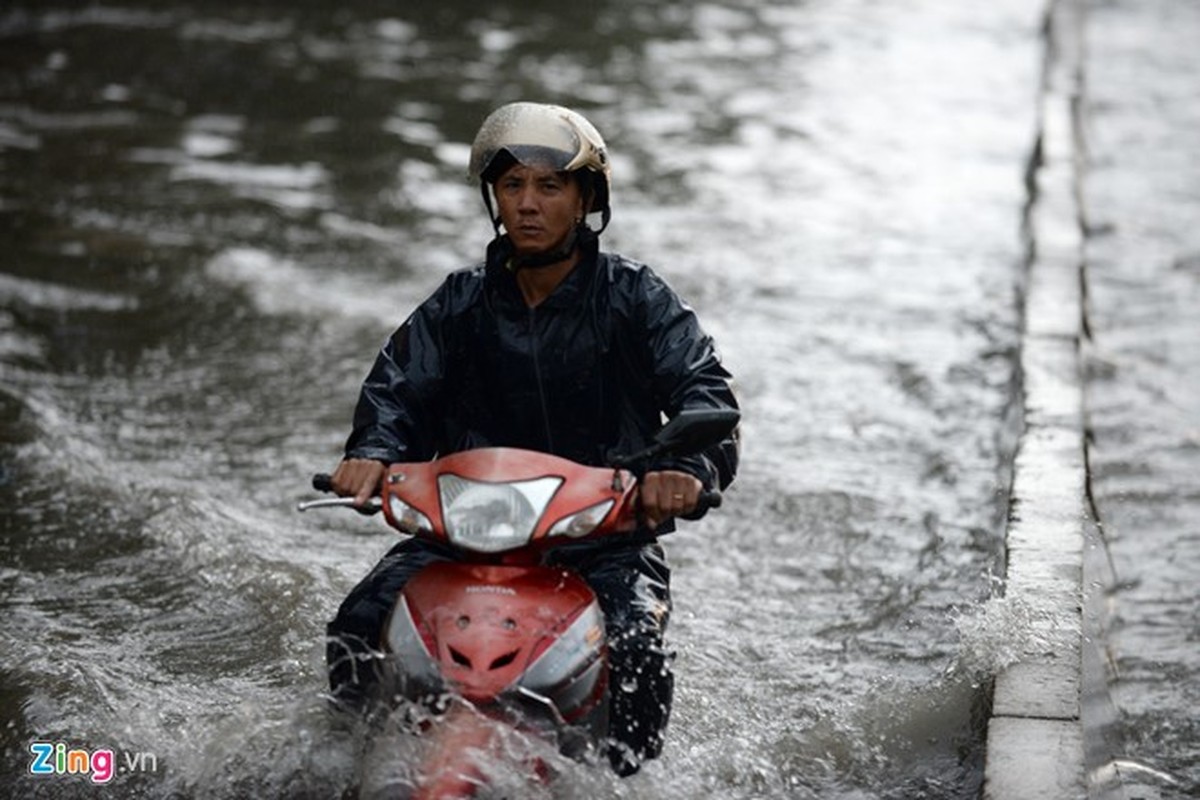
345,232,739,501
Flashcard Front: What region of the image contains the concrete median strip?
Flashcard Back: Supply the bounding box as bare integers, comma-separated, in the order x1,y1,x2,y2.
983,0,1092,797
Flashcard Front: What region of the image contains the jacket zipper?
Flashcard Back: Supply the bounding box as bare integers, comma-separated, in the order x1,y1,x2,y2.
527,306,555,452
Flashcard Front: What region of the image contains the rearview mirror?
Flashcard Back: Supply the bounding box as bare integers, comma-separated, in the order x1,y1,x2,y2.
653,408,741,456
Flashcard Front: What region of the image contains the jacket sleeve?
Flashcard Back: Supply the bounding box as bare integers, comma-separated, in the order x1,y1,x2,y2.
343,287,448,464
639,268,740,491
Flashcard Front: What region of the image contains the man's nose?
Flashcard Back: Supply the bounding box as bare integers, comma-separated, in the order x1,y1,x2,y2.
516,185,538,210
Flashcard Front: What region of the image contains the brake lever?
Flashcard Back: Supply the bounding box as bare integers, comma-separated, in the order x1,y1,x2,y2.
297,497,383,513
301,473,381,515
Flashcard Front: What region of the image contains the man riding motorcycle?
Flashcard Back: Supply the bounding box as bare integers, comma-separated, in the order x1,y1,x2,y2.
326,101,739,776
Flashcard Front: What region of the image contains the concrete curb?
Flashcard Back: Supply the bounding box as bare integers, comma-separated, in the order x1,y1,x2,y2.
982,2,1166,795
982,0,1091,797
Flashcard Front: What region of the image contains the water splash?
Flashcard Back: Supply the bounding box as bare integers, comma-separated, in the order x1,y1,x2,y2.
949,592,1077,681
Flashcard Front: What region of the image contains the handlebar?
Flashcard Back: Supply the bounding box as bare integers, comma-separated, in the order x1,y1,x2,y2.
297,473,380,514
697,489,722,512
300,473,721,517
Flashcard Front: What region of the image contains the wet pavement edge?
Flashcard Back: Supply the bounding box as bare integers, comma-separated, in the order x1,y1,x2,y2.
982,0,1108,797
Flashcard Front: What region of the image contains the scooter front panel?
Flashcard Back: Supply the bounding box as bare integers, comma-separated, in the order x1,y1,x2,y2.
396,562,603,709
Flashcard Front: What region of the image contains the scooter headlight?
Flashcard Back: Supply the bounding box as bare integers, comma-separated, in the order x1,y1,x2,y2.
439,475,562,553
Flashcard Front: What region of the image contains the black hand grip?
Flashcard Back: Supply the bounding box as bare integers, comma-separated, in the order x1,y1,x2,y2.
697,489,722,511
312,473,334,493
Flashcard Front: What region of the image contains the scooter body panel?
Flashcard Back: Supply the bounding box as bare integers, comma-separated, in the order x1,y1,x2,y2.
384,561,609,742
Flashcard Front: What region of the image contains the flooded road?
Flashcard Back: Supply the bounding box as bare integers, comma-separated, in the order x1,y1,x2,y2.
1081,0,1200,794
1,0,1194,797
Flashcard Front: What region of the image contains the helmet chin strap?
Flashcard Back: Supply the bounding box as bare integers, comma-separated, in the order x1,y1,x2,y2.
506,224,584,270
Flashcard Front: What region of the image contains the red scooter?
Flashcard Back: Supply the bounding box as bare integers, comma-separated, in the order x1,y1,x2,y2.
300,409,738,798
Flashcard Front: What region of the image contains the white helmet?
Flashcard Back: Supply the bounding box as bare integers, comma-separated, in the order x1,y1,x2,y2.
469,102,612,230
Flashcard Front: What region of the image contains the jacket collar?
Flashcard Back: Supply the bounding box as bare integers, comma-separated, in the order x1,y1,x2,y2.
485,231,600,310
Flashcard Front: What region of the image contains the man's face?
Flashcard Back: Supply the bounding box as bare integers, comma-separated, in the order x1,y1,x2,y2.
494,164,585,258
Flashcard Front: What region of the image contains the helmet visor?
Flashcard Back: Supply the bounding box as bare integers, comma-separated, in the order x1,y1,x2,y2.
470,103,591,184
